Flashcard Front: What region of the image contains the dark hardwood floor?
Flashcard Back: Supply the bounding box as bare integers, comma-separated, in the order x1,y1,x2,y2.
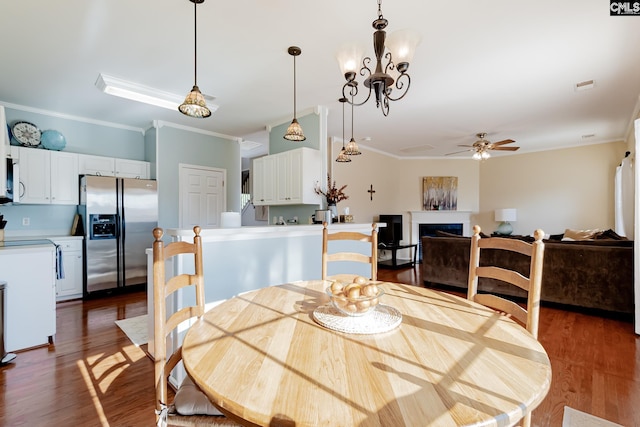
0,266,637,426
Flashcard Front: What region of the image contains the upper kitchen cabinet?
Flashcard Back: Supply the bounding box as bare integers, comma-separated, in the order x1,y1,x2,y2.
78,154,115,176
254,147,321,206
17,147,79,205
114,158,150,179
253,155,276,206
78,154,150,179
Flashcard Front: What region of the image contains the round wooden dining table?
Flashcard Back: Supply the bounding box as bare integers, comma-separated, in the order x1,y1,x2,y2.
181,280,552,427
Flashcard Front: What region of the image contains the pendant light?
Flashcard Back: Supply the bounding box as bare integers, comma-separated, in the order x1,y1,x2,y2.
336,97,351,163
179,0,212,119
284,46,306,141
344,93,362,155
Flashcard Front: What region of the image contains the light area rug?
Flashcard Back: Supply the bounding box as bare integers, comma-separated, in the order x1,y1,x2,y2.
563,406,624,427
115,314,148,347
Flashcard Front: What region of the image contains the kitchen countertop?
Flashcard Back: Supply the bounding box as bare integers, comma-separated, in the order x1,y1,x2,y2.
0,235,82,252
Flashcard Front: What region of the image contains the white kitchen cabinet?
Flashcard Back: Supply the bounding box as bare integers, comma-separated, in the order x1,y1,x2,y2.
51,238,84,301
78,154,150,179
78,154,115,176
50,151,80,204
18,147,79,205
254,148,321,206
275,147,321,205
0,244,56,352
115,158,150,179
252,155,276,206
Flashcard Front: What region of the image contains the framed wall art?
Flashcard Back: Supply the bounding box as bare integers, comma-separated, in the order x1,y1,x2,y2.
422,176,458,211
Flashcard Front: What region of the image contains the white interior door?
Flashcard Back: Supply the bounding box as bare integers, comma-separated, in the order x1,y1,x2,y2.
179,164,226,229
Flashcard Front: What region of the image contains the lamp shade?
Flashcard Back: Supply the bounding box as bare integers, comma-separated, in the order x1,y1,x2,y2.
385,29,421,66
336,43,364,76
494,209,517,222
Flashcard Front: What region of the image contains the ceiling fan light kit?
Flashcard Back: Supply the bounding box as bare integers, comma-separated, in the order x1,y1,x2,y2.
179,0,212,119
336,0,420,116
446,132,520,160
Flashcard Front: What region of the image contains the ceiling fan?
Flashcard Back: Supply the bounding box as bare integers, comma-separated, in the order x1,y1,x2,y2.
446,133,520,160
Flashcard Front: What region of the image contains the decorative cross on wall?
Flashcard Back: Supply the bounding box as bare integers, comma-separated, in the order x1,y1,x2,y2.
367,184,376,201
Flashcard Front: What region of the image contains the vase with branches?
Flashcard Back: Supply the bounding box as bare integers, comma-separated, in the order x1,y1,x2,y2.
315,174,349,206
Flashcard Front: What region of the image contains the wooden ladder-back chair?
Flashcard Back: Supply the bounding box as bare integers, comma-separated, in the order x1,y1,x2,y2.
322,222,378,282
467,225,545,427
467,225,545,338
153,226,238,427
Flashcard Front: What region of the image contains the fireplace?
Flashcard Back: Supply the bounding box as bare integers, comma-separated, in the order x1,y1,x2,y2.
409,211,473,261
419,223,463,237
417,223,463,262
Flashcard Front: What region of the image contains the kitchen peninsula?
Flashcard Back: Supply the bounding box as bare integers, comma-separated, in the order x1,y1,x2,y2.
146,222,381,355
0,240,56,352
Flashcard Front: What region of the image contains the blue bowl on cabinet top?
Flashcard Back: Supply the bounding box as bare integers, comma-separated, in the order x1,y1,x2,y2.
41,129,67,151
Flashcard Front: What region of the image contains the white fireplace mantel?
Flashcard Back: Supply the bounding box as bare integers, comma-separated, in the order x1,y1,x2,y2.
409,210,474,245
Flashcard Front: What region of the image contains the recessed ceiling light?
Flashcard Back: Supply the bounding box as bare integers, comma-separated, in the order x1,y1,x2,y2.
95,73,219,113
575,79,595,91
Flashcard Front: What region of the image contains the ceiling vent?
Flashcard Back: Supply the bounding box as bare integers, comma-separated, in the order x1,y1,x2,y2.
400,144,435,154
575,80,595,92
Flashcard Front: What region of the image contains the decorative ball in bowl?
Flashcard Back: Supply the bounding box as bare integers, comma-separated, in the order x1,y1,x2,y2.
326,277,384,317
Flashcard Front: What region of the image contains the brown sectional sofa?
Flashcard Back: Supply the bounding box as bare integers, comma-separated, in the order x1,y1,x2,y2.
421,233,634,317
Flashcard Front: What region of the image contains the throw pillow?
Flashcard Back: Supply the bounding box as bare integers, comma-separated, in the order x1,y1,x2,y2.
594,228,628,240
562,228,603,241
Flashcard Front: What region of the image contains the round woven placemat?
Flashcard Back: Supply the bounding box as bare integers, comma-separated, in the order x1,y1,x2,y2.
312,304,402,334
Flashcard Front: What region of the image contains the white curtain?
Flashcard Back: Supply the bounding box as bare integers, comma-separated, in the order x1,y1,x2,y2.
615,152,634,237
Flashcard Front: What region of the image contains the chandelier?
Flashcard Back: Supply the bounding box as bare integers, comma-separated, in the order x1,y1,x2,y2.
336,0,420,116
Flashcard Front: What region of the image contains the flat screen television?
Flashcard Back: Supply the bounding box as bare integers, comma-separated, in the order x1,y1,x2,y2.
378,214,403,245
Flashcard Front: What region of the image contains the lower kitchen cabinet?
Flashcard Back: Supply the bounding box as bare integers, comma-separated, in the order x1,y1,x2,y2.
51,238,83,301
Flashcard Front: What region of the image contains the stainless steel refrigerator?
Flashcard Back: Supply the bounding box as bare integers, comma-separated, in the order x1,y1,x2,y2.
78,175,158,296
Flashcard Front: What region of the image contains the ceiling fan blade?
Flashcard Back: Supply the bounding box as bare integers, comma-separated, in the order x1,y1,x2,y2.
491,146,520,151
491,139,515,146
445,149,473,156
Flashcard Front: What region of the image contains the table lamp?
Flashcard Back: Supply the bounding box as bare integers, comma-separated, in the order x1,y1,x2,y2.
494,208,517,235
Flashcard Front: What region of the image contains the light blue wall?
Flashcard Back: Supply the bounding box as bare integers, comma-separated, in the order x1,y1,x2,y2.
156,125,241,230
0,204,78,234
178,234,371,304
2,105,146,233
269,113,321,154
5,107,144,158
144,127,157,179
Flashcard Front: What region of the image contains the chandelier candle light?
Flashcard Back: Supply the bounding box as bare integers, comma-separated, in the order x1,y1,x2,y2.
336,0,421,116
494,209,517,235
179,0,212,118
